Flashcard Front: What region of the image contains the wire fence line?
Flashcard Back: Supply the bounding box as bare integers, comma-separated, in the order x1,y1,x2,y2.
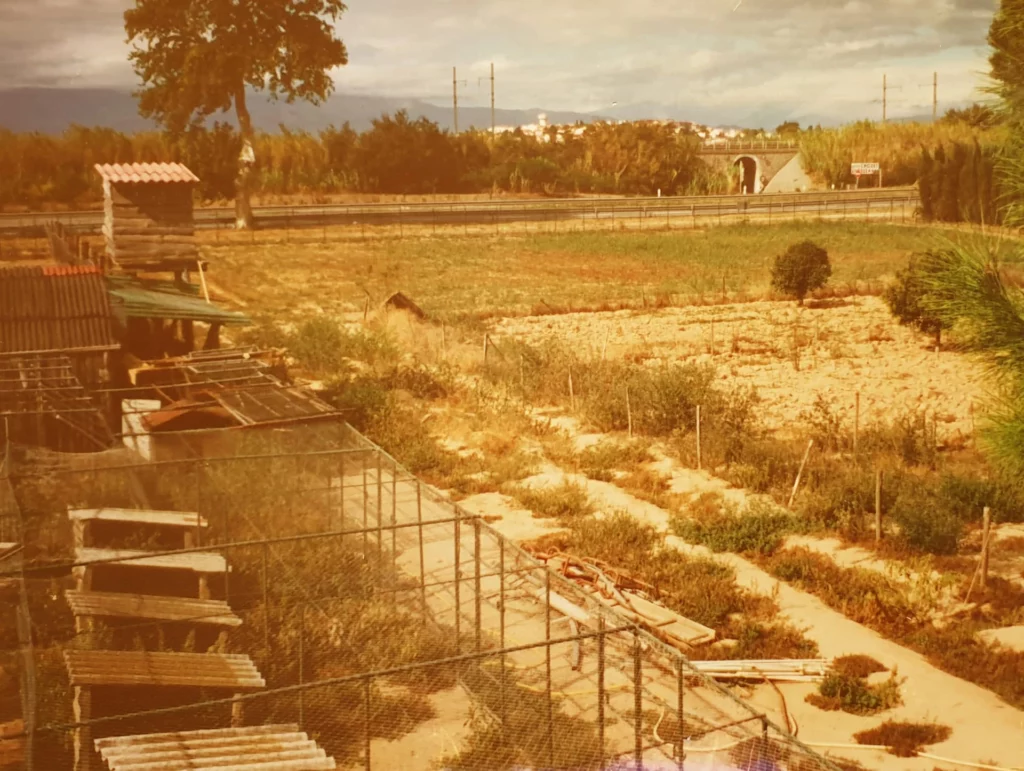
1,421,846,770
0,191,920,260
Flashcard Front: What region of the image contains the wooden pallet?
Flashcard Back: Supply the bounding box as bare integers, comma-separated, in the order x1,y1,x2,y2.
64,650,265,689
65,590,241,628
70,508,207,550
94,724,336,770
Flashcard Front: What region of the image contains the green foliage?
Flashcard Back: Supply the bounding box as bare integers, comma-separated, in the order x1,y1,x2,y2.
883,255,948,344
918,147,935,220
575,440,653,481
770,241,832,304
942,104,1001,130
853,721,952,758
890,486,963,555
919,244,1024,478
510,481,594,523
917,140,1001,225
672,498,798,556
287,317,398,375
988,0,1024,121
807,670,903,715
124,0,348,134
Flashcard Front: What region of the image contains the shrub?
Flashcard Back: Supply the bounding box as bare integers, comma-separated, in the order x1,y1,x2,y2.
576,440,653,481
890,486,963,555
770,241,832,305
288,317,398,374
853,721,952,757
672,497,798,556
510,480,594,522
883,255,949,347
806,670,903,715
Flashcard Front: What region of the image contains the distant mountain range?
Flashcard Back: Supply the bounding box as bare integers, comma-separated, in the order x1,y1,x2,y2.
0,87,969,135
0,87,612,134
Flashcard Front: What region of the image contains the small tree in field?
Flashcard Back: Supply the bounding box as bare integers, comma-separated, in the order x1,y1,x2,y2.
770,241,832,305
884,255,949,348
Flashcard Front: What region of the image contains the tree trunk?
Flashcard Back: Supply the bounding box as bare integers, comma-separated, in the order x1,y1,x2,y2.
234,85,255,230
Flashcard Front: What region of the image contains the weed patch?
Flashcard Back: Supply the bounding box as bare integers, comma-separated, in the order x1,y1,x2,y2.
509,480,594,523
853,721,952,757
806,671,903,716
673,496,798,556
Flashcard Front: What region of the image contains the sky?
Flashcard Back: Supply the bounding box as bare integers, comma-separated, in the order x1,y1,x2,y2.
0,0,1002,125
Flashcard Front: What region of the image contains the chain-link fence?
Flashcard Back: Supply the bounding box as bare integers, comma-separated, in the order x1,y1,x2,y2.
0,421,844,770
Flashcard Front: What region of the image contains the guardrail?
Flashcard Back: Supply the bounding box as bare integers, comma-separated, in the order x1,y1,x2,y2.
699,139,799,152
0,187,919,238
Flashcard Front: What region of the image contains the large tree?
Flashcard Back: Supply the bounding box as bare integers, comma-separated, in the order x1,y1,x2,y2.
988,0,1024,227
124,0,349,229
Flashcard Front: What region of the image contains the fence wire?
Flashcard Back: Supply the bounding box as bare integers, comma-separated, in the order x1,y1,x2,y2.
0,422,845,770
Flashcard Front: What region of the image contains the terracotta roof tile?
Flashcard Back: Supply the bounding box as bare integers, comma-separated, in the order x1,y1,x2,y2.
94,162,199,185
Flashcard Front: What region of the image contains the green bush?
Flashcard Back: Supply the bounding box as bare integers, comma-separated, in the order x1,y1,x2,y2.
890,486,963,555
883,256,948,346
672,498,798,556
770,241,832,305
289,317,398,374
510,480,594,522
853,721,952,758
807,670,903,715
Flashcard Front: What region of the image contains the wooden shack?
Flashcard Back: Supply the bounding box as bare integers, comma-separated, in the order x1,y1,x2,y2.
94,163,201,274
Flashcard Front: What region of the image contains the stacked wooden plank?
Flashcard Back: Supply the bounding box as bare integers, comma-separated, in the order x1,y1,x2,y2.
65,651,265,690
688,659,831,683
62,505,272,771
94,725,337,771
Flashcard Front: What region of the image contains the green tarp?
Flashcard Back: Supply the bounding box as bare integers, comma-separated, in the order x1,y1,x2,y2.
106,276,251,326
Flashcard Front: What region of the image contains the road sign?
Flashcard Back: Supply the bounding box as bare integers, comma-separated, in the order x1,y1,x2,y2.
851,162,880,175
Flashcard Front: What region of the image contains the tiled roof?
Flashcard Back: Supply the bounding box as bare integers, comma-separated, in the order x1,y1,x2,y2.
94,162,199,185
0,265,119,355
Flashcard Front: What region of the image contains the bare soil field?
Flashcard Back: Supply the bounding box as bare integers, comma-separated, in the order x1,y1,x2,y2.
492,296,987,438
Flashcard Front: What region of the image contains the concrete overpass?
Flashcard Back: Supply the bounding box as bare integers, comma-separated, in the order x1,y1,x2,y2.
697,139,806,194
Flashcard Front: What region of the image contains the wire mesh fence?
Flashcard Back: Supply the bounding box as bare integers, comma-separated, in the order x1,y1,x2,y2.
0,191,922,260
0,422,845,770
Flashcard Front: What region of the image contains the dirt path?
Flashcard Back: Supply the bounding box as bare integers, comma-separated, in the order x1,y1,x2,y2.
511,456,1024,770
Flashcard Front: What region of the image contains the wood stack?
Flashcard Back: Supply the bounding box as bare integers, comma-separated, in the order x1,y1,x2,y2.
687,659,831,683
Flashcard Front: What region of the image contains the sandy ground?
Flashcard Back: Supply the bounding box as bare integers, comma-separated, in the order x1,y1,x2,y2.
509,461,1024,770
493,296,988,439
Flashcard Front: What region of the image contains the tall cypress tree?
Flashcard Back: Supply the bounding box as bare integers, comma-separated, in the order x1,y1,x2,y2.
918,146,935,220
937,143,965,222
958,141,980,223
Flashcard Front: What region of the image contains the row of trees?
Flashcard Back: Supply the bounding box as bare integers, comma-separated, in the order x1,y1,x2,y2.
918,141,1002,225
0,116,731,207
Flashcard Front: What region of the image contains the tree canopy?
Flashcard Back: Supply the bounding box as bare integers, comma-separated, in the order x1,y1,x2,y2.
124,0,348,226
770,241,832,305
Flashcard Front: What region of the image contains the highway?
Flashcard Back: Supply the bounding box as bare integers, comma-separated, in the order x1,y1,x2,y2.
0,187,919,236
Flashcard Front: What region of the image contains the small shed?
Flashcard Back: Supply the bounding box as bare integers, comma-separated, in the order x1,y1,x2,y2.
94,163,201,274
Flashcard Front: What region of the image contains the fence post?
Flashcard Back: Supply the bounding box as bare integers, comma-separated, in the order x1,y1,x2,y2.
417,481,426,614
474,518,482,653
875,469,883,542
262,543,270,661
788,439,814,508
364,678,372,771
568,369,576,412
854,391,860,457
546,570,554,770
454,510,461,653
981,506,992,590
362,453,369,554
696,405,702,471
391,460,398,596
499,539,507,727
339,453,346,526
597,617,606,770
626,387,633,439
298,605,305,729
376,452,383,561
676,659,685,770
633,631,643,769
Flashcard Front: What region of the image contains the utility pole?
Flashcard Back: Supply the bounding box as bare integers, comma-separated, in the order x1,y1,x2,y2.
453,66,459,134
490,62,496,141
882,73,887,124
933,72,938,122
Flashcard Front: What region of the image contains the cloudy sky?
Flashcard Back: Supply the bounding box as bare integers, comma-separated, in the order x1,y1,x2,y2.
1,0,1001,124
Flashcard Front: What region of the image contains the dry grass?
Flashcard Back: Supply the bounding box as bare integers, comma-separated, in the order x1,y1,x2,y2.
201,222,987,321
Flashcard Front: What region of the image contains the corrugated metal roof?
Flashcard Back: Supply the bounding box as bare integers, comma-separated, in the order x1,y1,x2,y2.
106,276,251,326
0,266,119,355
143,383,338,430
94,162,200,185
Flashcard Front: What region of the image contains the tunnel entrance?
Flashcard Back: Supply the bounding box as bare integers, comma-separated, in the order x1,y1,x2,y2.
734,156,759,194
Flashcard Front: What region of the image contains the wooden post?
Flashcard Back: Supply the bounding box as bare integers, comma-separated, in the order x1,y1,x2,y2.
499,537,507,726
196,259,211,303
626,387,633,439
545,571,554,770
854,391,860,456
483,333,489,368
788,439,814,508
633,631,643,769
231,693,244,727
73,686,93,771
417,481,426,614
474,518,482,653
875,469,882,542
364,678,372,771
568,369,576,412
981,506,991,590
696,405,702,471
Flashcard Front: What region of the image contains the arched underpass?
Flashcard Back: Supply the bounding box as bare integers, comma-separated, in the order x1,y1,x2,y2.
734,155,759,194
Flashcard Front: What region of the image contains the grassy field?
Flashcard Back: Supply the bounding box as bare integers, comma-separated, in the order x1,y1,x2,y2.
206,221,1010,321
